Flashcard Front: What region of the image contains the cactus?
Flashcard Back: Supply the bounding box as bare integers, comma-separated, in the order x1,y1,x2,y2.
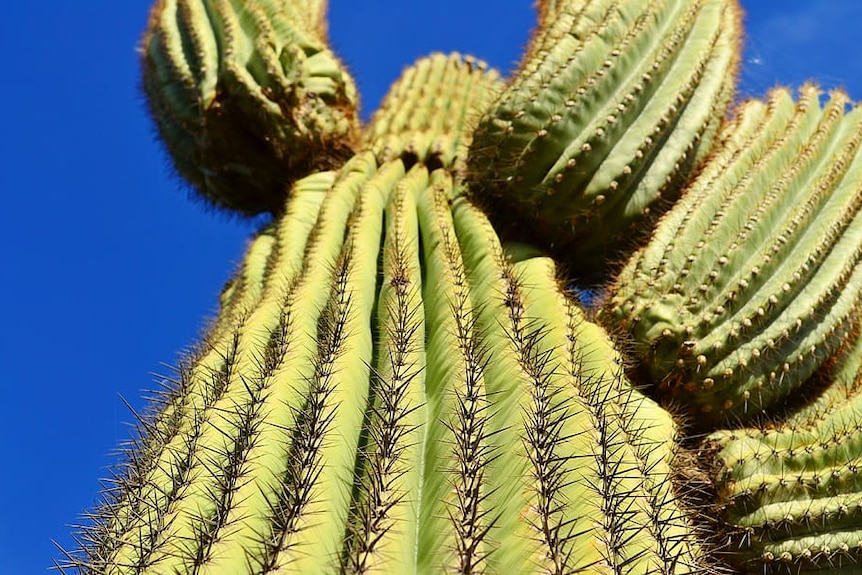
61,1,862,574
141,0,359,214
605,86,862,428
466,0,740,279
703,330,862,573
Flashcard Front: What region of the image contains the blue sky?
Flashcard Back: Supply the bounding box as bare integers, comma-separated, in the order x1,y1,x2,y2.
2,1,862,573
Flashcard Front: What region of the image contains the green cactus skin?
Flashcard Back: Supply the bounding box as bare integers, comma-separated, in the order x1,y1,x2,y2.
605,86,862,428
63,1,862,574
141,0,359,215
72,156,703,573
67,40,715,573
465,0,740,279
704,333,862,573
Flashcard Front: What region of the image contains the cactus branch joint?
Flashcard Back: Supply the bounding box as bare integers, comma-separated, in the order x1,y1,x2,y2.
59,1,862,573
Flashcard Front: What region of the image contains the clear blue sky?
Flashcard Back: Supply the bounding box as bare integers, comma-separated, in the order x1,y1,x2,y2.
2,1,861,572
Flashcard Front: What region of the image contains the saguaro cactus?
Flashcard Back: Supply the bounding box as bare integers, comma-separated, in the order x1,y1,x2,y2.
62,1,862,574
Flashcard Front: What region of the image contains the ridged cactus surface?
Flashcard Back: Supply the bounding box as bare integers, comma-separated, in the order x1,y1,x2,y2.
467,0,740,278
705,332,862,573
63,1,862,574
606,86,862,427
142,0,359,214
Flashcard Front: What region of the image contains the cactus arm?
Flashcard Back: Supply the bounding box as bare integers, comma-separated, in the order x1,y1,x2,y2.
363,53,502,170
600,0,739,223
141,0,359,215
363,52,503,174
530,1,704,201
613,88,798,299
782,333,862,429
466,0,740,278
703,324,862,573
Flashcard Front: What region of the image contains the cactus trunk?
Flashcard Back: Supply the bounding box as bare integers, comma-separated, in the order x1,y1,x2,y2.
76,146,704,573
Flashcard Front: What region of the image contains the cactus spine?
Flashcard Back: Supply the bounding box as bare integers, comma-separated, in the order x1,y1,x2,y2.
63,1,862,574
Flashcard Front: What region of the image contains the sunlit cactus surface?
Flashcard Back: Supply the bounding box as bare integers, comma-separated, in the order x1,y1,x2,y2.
62,1,862,574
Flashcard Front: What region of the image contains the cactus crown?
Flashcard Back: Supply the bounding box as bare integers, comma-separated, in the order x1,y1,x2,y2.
61,2,862,574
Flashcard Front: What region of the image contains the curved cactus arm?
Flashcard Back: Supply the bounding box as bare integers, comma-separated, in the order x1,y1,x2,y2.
363,53,503,171
705,333,862,573
341,165,429,573
605,87,862,427
141,0,359,216
783,332,862,429
466,0,740,279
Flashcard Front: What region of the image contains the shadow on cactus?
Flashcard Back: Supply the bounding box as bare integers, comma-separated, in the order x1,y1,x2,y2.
59,1,862,574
